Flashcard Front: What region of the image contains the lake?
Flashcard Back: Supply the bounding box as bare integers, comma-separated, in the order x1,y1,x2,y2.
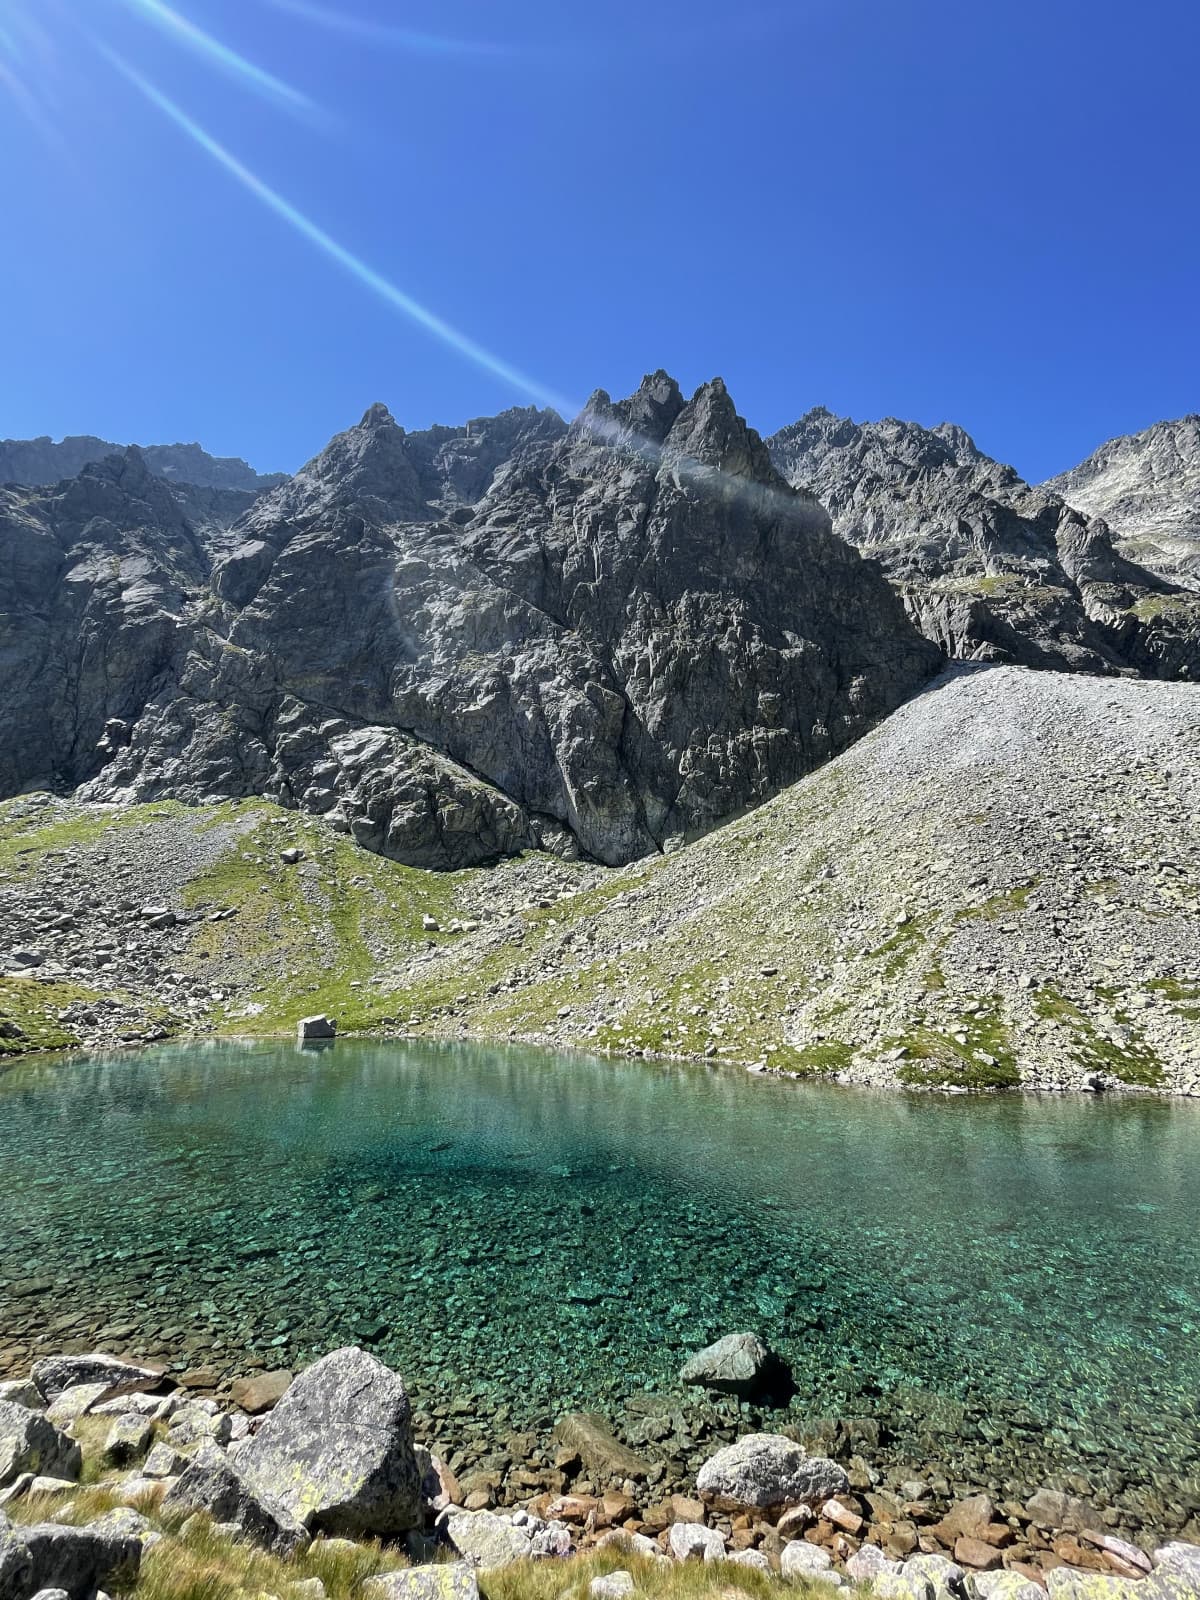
1,1039,1197,1519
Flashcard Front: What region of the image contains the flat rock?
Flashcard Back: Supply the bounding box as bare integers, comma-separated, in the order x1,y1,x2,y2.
550,1413,651,1483
30,1354,162,1403
239,1347,420,1537
362,1566,480,1600
696,1433,848,1510
229,1371,293,1416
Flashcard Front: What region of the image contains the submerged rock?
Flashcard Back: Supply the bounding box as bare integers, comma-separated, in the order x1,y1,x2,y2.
239,1346,421,1537
550,1413,651,1483
679,1331,788,1400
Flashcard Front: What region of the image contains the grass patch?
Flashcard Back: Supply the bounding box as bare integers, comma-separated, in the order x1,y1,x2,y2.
0,977,103,1056
889,995,1020,1089
485,1551,838,1600
1032,984,1165,1086
954,882,1038,923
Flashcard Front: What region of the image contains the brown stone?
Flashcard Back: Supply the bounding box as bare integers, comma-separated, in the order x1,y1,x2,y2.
887,1524,920,1558
933,1495,995,1546
547,1494,601,1523
464,1490,492,1511
671,1494,706,1523
730,1528,759,1550
824,1498,864,1535
776,1505,813,1540
229,1369,292,1415
955,1536,1004,1570
1102,1552,1150,1581
178,1367,220,1390
641,1503,672,1533
980,1523,1016,1548
603,1491,638,1524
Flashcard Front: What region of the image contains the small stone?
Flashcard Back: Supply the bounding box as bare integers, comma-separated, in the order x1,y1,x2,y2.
590,1573,636,1600
780,1540,832,1578
229,1371,293,1416
668,1522,725,1563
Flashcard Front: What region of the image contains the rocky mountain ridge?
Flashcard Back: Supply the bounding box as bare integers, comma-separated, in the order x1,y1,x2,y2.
766,409,1200,678
1042,414,1200,590
0,375,937,868
0,433,286,494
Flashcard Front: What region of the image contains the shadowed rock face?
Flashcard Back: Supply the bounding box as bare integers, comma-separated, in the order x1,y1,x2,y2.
1,374,938,868
768,409,1200,679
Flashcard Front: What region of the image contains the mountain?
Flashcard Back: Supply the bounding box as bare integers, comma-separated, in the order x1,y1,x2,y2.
3,663,1196,1094
767,408,1200,679
1043,415,1200,591
0,377,938,868
0,432,286,494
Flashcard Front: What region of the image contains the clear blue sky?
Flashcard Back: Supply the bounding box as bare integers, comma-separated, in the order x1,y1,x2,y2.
1,0,1197,481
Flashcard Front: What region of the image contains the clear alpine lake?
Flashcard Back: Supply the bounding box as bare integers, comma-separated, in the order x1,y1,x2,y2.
1,1038,1198,1513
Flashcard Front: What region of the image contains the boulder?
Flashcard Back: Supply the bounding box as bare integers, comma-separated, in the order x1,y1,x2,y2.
549,1414,651,1482
167,1401,232,1447
443,1510,532,1570
87,1508,162,1554
103,1413,154,1466
974,1576,1050,1600
875,1576,936,1600
239,1346,420,1537
679,1332,789,1400
297,1015,336,1042
362,1567,480,1600
729,1550,772,1571
30,1354,162,1403
696,1433,848,1510
1157,1548,1200,1579
0,1404,81,1489
781,1539,833,1577
4,1520,141,1599
596,1530,666,1562
667,1523,725,1563
1045,1574,1139,1600
847,1545,902,1580
229,1371,292,1416
162,1454,309,1557
143,1442,188,1479
0,1384,42,1412
45,1386,114,1429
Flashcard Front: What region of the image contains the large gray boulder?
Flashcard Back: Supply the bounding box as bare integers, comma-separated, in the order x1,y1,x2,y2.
162,1453,308,1557
679,1332,786,1400
30,1354,161,1404
695,1433,848,1509
0,1404,81,1489
239,1346,421,1537
0,1520,140,1600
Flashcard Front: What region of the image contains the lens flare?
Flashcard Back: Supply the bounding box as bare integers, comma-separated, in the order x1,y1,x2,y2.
115,0,314,114
259,0,509,58
98,46,577,415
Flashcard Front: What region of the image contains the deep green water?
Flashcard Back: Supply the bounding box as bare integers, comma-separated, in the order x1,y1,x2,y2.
1,1040,1198,1508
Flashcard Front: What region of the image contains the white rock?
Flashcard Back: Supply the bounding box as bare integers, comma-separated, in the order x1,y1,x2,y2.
668,1522,726,1563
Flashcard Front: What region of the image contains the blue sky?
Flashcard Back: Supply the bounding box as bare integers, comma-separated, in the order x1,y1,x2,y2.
1,0,1196,481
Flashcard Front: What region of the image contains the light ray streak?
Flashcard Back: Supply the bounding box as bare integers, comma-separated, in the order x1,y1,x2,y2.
258,0,510,57
97,46,578,414
114,0,315,114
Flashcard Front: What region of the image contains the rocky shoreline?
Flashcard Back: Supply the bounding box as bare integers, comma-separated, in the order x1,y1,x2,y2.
3,1343,1200,1600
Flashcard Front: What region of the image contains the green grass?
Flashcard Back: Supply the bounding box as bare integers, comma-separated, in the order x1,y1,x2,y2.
180,805,475,1033
889,995,1020,1089
0,976,106,1056
1032,984,1165,1087
954,882,1038,923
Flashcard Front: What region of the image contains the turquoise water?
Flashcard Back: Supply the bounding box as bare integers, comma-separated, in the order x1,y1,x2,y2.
1,1040,1198,1515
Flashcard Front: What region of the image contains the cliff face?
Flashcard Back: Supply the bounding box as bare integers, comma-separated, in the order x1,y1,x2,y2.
768,409,1200,679
0,433,286,493
1043,415,1200,592
1,377,938,867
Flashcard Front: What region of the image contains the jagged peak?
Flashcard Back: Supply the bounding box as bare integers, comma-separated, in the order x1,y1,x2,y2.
358,401,400,432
